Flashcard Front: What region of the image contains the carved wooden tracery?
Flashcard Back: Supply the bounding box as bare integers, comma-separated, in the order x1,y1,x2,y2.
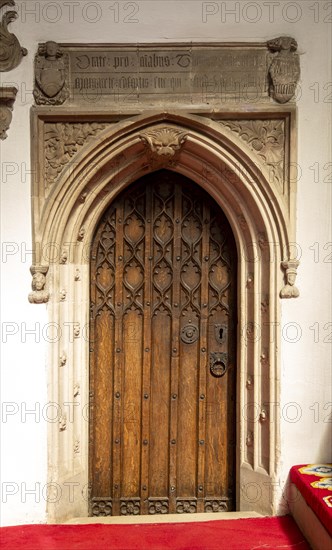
89,172,237,515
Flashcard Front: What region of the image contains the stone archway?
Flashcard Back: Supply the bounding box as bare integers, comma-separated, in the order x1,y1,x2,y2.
29,111,299,522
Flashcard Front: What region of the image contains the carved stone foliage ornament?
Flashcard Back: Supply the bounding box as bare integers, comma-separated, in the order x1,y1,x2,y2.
28,265,49,304
0,0,27,72
280,260,300,298
0,86,16,139
267,36,300,104
140,127,187,165
220,120,285,189
44,122,108,188
34,41,69,105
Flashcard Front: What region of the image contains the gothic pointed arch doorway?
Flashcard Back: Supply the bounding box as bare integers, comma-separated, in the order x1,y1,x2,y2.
89,170,237,516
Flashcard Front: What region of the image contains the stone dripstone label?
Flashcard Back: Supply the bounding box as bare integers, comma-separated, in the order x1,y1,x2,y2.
33,40,300,106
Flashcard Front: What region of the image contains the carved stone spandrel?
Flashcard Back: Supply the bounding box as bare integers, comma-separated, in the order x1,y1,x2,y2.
280,259,299,298
267,36,300,104
0,86,17,139
28,265,49,304
44,122,108,189
34,41,69,105
220,119,285,190
0,1,27,72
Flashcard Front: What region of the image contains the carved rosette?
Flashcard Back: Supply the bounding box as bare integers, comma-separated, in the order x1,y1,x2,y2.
0,86,17,139
34,41,69,105
148,498,169,514
28,265,49,304
120,498,140,515
280,259,300,298
91,498,112,517
44,122,108,189
140,126,187,166
0,0,27,72
204,499,229,513
176,499,197,513
220,120,285,190
267,36,300,104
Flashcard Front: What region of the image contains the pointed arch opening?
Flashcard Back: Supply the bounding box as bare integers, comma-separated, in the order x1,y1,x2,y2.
30,111,297,521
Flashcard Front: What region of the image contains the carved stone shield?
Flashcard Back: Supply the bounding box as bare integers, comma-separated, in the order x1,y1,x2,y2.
36,63,65,98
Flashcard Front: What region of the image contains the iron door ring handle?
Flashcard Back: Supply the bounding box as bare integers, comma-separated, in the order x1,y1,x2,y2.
210,352,228,377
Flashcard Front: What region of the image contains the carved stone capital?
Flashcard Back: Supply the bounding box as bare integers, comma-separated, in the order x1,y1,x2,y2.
140,127,187,165
0,86,17,139
267,36,300,104
0,1,27,72
280,259,300,299
33,41,69,105
28,265,50,304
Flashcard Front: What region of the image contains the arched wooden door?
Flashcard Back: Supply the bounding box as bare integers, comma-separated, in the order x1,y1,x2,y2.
89,170,237,516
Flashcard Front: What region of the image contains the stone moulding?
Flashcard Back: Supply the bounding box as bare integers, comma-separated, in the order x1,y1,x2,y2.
0,0,27,72
29,106,299,521
0,86,17,139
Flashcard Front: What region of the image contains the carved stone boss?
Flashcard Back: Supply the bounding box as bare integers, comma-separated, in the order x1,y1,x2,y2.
32,38,300,106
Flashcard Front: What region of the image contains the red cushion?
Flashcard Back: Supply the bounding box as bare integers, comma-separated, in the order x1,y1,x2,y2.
290,464,332,536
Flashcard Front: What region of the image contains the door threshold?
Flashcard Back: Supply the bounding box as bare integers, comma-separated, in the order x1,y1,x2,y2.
65,511,263,525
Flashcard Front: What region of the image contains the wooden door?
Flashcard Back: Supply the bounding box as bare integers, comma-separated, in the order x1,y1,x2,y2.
89,170,237,517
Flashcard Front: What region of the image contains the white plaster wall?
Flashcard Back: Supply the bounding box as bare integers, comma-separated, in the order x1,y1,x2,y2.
0,0,331,525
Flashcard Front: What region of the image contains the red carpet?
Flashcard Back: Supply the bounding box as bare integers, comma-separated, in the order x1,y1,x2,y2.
0,516,310,550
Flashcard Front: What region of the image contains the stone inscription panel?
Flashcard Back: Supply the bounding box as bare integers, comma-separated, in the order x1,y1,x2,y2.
65,44,269,105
